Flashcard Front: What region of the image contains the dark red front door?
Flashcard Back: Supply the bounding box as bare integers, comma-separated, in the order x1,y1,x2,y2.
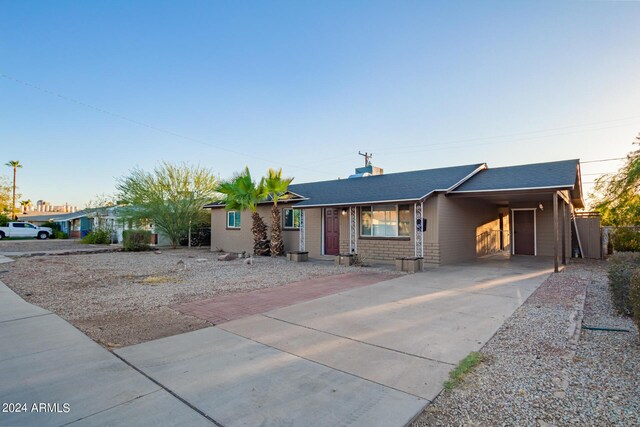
513,210,535,255
324,208,340,255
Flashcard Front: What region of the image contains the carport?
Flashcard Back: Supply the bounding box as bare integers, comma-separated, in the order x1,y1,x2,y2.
447,159,585,272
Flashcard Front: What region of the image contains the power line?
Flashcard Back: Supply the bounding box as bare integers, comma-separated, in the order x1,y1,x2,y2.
581,157,626,163
0,72,336,177
301,123,638,167
3,72,636,175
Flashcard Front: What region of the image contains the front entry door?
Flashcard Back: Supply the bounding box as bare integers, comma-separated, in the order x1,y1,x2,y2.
324,208,340,255
513,210,535,255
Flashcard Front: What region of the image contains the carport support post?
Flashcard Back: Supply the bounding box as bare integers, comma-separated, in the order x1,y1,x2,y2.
561,197,566,265
553,193,559,273
299,209,305,252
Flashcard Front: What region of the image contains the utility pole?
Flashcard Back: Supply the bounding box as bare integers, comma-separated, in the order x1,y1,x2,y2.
358,151,372,166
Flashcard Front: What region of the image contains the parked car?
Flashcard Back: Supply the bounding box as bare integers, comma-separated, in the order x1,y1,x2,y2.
0,222,53,240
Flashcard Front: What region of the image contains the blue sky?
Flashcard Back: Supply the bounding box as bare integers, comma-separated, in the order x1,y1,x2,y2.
2,1,639,208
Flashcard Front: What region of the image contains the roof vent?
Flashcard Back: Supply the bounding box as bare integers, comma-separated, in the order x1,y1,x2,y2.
348,165,383,179
349,151,383,178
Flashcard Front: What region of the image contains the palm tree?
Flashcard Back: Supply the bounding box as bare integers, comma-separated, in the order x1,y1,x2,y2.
20,199,31,214
5,160,22,220
264,168,293,256
217,166,269,255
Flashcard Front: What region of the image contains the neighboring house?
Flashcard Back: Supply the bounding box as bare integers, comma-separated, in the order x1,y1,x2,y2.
53,206,170,244
54,210,94,238
14,212,67,226
206,159,583,270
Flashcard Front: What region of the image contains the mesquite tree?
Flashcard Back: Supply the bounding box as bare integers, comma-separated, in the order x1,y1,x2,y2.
117,162,218,248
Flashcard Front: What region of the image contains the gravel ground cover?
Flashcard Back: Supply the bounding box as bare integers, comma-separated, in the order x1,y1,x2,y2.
1,249,393,347
0,239,110,253
413,260,639,427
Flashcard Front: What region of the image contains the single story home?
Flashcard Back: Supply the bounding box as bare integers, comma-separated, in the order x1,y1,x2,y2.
54,209,94,238
14,212,67,226
206,159,584,271
54,206,171,244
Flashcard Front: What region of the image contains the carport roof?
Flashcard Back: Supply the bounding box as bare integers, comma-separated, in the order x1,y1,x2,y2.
449,159,584,207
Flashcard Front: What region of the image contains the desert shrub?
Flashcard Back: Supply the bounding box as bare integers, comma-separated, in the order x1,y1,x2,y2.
630,272,640,332
612,228,640,252
0,214,10,227
53,230,68,239
608,252,640,316
123,229,151,252
81,229,111,244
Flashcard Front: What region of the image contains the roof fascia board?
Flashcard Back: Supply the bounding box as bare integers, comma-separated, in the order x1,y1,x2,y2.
450,184,574,194
574,162,585,208
205,197,309,209
445,163,488,194
293,197,424,208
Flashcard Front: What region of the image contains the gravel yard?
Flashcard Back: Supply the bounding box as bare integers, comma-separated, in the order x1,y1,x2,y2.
0,239,110,253
413,260,640,426
1,249,391,347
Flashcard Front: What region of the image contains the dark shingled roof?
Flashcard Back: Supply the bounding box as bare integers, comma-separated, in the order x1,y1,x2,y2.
289,163,484,207
451,159,579,193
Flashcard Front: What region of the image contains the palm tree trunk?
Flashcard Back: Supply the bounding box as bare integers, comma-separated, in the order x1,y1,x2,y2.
11,167,16,220
251,211,268,255
270,205,284,256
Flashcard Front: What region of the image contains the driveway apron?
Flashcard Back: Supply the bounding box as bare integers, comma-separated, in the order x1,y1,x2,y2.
116,256,552,426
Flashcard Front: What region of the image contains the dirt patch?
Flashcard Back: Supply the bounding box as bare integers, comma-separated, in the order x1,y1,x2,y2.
72,307,210,348
1,248,395,347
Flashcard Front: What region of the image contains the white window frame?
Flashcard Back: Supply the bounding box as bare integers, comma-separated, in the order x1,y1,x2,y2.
282,208,301,229
360,204,411,238
227,211,241,229
510,208,537,256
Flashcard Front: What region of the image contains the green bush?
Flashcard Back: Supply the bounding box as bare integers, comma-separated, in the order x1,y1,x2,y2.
608,252,640,316
53,230,68,239
630,272,640,331
123,229,151,252
0,214,9,227
81,229,112,244
612,228,640,252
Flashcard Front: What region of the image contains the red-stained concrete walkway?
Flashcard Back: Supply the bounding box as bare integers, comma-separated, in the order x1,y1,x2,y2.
171,272,397,325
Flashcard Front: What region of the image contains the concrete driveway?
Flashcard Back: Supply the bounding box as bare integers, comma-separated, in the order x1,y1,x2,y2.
116,255,553,426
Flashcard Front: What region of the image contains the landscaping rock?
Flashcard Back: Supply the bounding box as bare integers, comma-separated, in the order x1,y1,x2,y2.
218,253,238,261
412,260,640,427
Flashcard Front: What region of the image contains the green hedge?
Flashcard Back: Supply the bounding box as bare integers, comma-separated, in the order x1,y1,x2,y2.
123,229,151,252
0,214,10,227
608,252,640,316
53,230,68,239
630,272,640,331
81,229,111,244
612,228,640,252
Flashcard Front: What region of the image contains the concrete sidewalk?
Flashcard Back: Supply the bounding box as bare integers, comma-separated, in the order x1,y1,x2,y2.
0,280,212,427
116,256,552,426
